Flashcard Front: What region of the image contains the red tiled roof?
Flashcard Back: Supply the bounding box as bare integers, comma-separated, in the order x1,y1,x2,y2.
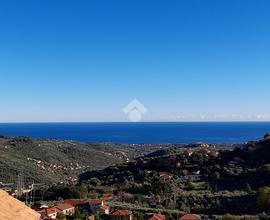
179,214,201,220
159,172,170,176
111,210,132,216
102,193,112,199
64,199,89,207
148,214,166,220
88,199,102,205
46,207,57,215
55,203,74,211
100,205,109,210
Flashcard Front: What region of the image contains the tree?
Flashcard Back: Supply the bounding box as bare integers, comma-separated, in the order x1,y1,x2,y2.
74,209,88,220
257,186,270,211
192,152,205,165
212,171,221,180
56,213,65,220
133,211,144,220
262,164,270,173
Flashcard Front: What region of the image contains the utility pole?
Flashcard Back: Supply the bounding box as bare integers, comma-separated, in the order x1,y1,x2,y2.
17,174,24,198
30,183,45,205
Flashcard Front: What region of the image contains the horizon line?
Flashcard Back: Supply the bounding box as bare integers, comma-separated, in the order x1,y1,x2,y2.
1,121,270,124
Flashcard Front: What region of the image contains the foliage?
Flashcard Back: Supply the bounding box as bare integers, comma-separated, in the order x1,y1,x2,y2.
133,211,144,220
56,213,66,220
74,209,88,220
256,187,270,211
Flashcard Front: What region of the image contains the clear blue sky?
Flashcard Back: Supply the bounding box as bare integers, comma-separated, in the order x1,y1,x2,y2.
0,0,270,122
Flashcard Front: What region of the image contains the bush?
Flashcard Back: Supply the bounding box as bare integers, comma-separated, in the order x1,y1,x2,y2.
56,213,65,220
261,164,270,173
212,171,221,180
257,187,270,211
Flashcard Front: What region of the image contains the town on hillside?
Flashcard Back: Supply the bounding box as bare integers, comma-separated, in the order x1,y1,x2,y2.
1,133,270,220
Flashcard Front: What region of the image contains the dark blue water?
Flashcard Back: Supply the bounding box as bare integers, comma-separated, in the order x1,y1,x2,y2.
0,122,269,144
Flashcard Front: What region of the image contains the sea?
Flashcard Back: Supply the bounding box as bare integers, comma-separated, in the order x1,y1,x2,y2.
0,122,269,144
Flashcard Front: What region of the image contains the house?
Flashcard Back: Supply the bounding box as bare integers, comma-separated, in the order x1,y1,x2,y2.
64,199,103,213
64,199,90,209
89,199,104,213
146,214,166,220
55,203,75,216
102,193,113,201
45,207,58,219
184,149,194,157
110,210,133,220
100,205,110,214
159,172,173,180
179,214,201,220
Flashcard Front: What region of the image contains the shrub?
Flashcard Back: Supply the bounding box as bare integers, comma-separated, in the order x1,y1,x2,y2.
257,186,270,211
261,164,270,173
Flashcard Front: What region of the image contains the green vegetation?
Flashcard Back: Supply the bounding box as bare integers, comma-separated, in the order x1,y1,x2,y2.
2,134,270,219
0,136,164,184
257,187,270,211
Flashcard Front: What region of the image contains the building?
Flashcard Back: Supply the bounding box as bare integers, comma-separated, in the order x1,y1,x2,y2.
64,199,103,213
102,193,113,201
45,207,58,219
55,203,75,216
100,205,110,214
64,199,90,209
146,213,166,220
184,148,194,157
159,172,173,180
89,199,104,213
110,210,133,220
179,214,201,220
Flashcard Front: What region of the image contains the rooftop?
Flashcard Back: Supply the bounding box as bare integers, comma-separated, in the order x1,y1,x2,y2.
55,203,74,211
148,214,166,220
111,210,132,216
179,214,201,220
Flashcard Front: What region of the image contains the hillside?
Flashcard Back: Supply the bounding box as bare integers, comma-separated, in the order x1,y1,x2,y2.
0,136,166,184
71,134,270,216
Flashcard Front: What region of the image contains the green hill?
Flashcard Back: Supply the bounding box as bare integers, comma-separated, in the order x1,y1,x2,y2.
0,136,164,184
